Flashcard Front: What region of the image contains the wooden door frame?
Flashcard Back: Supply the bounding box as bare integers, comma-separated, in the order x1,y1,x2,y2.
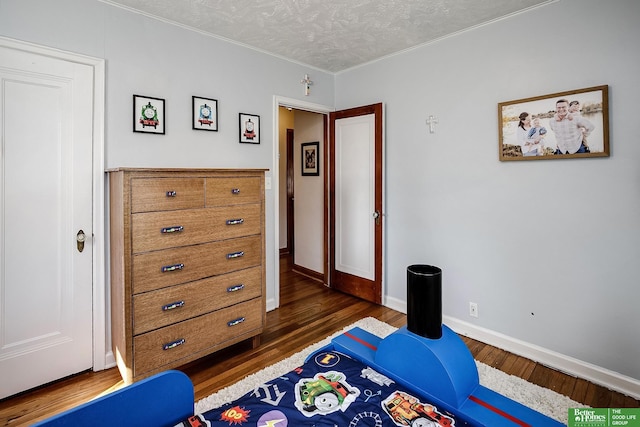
0,37,107,370
322,114,329,286
285,128,294,256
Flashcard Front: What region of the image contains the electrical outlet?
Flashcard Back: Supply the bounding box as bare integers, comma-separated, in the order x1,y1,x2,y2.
469,302,478,318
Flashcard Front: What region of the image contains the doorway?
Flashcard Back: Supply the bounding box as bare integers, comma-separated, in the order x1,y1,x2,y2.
273,97,331,310
273,97,384,309
277,106,326,284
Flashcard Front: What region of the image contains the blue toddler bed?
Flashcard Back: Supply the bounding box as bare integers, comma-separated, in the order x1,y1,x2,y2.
34,326,564,427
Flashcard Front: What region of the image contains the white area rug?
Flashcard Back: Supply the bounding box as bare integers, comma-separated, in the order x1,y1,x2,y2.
196,317,582,424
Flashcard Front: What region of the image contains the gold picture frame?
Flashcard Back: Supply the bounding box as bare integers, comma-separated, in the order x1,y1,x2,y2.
498,85,609,161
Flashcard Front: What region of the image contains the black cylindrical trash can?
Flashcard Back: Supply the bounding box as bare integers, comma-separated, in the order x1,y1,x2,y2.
407,264,442,339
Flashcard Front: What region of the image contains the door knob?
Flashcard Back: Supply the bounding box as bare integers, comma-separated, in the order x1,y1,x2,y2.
76,229,86,253
372,210,381,225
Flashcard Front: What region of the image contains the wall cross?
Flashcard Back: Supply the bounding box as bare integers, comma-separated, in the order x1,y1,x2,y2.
426,115,439,133
301,74,313,96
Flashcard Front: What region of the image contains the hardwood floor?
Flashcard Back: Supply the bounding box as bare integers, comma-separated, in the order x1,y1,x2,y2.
1,256,637,425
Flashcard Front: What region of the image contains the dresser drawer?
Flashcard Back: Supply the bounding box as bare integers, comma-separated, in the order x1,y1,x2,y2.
132,235,262,294
133,297,262,377
133,266,262,335
131,178,204,213
206,177,261,206
132,204,261,253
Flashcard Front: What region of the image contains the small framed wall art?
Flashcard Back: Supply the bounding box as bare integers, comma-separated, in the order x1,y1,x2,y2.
239,113,260,144
498,85,609,161
192,96,218,131
133,94,165,134
301,141,319,176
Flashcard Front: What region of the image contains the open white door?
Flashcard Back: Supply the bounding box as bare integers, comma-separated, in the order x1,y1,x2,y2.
330,103,383,304
0,44,94,399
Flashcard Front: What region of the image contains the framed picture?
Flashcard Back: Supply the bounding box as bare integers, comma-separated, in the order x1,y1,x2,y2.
498,85,609,161
239,113,260,144
133,94,165,134
301,141,320,176
192,96,218,131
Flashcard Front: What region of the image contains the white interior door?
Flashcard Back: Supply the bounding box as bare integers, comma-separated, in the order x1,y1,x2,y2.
335,115,376,280
330,103,383,304
0,44,94,399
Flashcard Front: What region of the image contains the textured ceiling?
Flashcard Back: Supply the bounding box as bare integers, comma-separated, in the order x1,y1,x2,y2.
102,0,551,73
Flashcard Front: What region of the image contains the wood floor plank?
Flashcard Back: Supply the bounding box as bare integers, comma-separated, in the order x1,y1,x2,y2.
0,255,637,426
498,353,536,379
475,344,509,369
529,364,577,397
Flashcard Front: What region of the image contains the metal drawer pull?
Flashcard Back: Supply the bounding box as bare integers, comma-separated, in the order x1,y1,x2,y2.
226,218,244,225
166,190,177,197
161,263,184,273
163,338,185,351
162,300,185,311
161,225,184,234
227,317,245,327
231,188,240,194
226,251,244,259
227,284,245,292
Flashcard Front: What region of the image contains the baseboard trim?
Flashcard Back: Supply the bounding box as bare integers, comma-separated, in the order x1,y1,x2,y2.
292,264,324,283
384,295,639,400
446,316,640,400
383,295,405,314
104,350,116,370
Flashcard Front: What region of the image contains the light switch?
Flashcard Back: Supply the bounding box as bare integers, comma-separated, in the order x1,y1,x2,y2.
265,176,272,190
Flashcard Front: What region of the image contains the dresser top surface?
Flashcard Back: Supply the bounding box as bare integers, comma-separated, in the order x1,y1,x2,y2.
107,168,268,173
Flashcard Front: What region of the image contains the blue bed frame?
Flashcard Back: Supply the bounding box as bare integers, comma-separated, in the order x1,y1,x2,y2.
31,370,194,427
33,326,564,427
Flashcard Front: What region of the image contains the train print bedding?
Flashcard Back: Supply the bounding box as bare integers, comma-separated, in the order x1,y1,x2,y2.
178,346,467,427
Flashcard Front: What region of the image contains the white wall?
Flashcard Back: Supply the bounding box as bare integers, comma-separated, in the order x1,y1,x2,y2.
293,111,325,273
278,107,294,250
335,0,640,384
0,0,335,313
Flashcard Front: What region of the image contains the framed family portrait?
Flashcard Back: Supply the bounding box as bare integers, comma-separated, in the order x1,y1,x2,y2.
239,113,260,144
301,141,319,176
498,85,609,161
192,96,218,131
133,94,165,134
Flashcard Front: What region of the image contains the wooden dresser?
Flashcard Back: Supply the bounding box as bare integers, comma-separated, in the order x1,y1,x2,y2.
108,168,267,383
